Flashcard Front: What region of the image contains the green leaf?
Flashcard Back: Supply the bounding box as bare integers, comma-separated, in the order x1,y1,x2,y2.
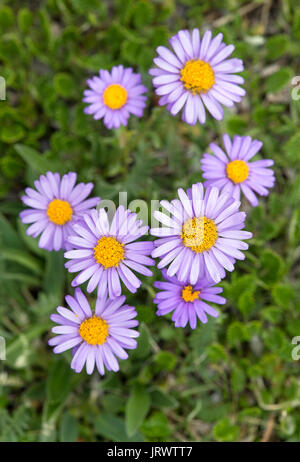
293,10,300,39
17,8,33,33
150,388,178,409
0,6,14,32
228,274,257,303
265,68,293,93
38,9,51,45
153,351,177,372
59,413,78,442
43,251,65,297
1,248,42,274
121,39,145,65
266,35,288,60
272,284,294,307
237,290,255,316
260,249,285,285
284,132,300,162
227,321,247,347
125,385,151,437
0,153,23,178
15,144,62,175
207,343,228,362
54,73,77,98
213,418,240,442
0,271,40,286
141,411,170,441
0,212,23,249
46,358,73,405
95,413,144,442
231,366,246,393
131,323,151,360
0,124,25,144
261,306,283,323
263,327,286,353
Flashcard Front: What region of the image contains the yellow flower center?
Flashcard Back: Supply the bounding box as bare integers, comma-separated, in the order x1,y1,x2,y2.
94,236,125,268
180,59,215,94
103,84,128,109
181,216,218,253
181,285,200,302
79,316,109,345
47,199,73,225
226,160,249,184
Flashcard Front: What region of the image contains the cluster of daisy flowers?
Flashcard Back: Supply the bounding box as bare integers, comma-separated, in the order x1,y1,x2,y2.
151,136,274,328
19,28,276,376
20,172,154,375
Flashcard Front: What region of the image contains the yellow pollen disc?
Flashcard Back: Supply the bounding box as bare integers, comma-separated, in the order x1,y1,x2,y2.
181,216,218,253
103,84,128,109
47,199,73,225
79,316,109,345
180,59,215,94
181,285,200,303
94,236,125,269
226,159,249,184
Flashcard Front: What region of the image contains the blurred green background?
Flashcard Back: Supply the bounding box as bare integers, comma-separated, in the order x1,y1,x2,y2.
0,0,300,442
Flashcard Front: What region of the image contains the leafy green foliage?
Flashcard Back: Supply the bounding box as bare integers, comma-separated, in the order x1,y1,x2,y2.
126,385,151,436
0,0,300,443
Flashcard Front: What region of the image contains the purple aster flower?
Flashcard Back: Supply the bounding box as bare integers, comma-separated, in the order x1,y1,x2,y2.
154,269,226,328
20,172,100,251
150,183,252,284
49,288,139,375
83,65,147,129
200,134,275,207
64,206,154,299
149,29,245,125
